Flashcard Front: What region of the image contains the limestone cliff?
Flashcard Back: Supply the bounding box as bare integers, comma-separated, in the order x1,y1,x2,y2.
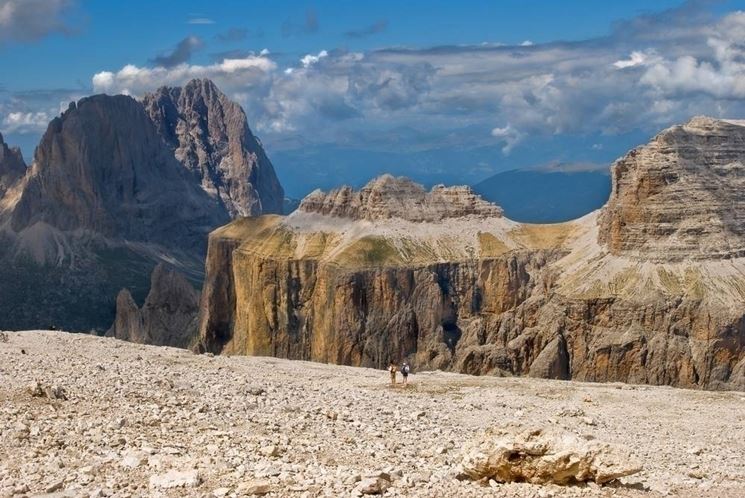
108,264,200,348
143,79,284,217
197,119,745,390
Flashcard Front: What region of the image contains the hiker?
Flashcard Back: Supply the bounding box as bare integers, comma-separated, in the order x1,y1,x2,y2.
401,361,410,386
388,362,398,385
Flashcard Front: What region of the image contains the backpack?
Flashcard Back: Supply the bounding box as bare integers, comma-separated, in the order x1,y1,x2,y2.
403,365,410,374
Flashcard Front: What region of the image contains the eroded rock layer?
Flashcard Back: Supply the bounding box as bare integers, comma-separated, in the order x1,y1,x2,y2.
197,122,745,390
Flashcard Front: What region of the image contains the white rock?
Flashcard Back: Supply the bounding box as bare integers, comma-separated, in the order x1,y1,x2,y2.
149,469,201,489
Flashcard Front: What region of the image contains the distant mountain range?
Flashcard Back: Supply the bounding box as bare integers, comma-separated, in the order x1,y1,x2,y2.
472,167,611,223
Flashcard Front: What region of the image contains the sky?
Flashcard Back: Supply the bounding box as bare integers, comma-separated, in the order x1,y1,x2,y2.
2,0,745,197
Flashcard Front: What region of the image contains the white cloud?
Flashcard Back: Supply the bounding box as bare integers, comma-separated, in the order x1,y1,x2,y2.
91,55,277,96
491,124,523,154
1,111,51,133
300,50,328,68
613,50,653,69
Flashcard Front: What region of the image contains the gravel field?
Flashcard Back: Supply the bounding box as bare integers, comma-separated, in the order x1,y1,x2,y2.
1,331,744,497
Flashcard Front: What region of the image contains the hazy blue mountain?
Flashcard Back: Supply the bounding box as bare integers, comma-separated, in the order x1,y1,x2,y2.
473,168,611,223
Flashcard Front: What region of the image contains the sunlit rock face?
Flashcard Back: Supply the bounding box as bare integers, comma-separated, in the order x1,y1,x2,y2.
196,119,745,390
599,116,745,261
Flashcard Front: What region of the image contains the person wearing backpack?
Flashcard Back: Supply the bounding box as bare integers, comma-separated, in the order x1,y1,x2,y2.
401,361,411,386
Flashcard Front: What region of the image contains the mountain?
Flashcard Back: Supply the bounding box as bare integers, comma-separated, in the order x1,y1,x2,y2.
143,79,283,217
473,168,610,223
195,117,745,390
0,79,282,332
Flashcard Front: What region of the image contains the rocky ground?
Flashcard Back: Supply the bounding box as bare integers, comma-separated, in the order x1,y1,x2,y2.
1,331,744,498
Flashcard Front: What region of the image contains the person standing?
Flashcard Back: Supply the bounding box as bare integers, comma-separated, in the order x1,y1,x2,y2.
388,362,398,385
401,361,410,386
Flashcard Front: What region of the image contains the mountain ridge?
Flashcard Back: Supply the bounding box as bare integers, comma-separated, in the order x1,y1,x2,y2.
195,116,745,390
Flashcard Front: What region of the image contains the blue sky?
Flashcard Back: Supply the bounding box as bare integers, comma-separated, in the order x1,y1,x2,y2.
3,0,745,196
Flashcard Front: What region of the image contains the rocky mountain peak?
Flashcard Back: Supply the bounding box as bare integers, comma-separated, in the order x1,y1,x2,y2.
0,132,26,196
142,78,284,217
8,93,227,251
598,116,745,261
298,174,503,222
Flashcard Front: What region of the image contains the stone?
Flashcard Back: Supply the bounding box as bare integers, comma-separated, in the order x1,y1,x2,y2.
239,479,271,495
46,480,64,493
120,452,145,469
149,469,201,489
260,444,280,457
458,427,642,485
356,477,389,495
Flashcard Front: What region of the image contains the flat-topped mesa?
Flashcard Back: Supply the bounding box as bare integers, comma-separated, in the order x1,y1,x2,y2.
298,174,504,222
599,116,745,261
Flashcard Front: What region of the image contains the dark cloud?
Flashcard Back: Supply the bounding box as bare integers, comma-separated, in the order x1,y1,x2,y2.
0,0,81,42
150,36,204,68
344,19,388,39
282,9,319,37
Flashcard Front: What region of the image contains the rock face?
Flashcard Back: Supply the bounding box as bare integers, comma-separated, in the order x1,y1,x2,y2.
299,174,503,221
143,78,283,217
0,79,282,332
197,119,745,390
9,95,227,252
108,264,200,348
0,132,25,197
599,117,745,261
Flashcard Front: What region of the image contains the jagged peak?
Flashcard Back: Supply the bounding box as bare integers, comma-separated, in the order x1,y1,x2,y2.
298,174,503,222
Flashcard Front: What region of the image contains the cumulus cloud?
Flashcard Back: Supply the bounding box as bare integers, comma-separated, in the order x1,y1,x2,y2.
1,111,51,133
0,0,79,42
344,19,388,39
92,55,276,96
10,1,745,164
491,125,523,154
150,36,204,68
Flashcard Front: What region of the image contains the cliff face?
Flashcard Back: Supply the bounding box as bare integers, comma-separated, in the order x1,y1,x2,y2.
143,79,284,217
599,117,745,261
197,119,745,390
107,263,200,348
